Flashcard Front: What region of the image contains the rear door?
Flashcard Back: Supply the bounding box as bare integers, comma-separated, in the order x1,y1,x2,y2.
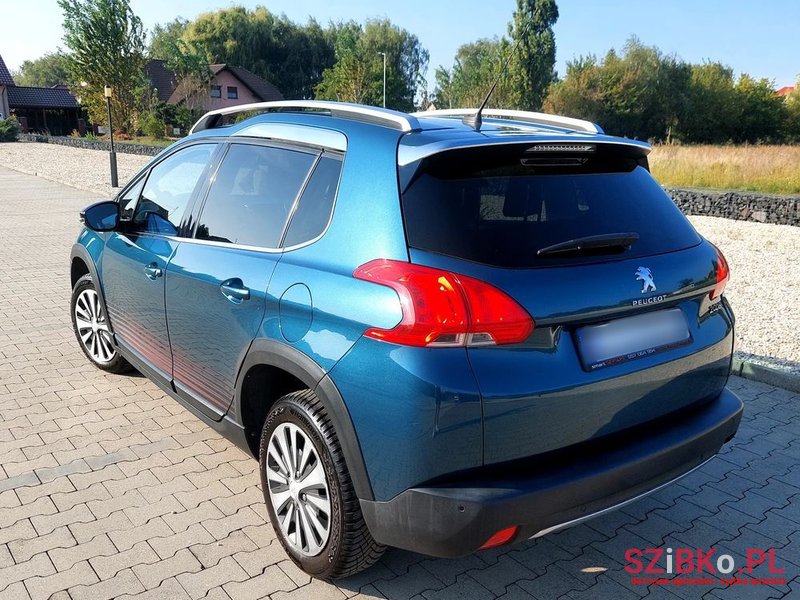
165,141,319,418
102,143,217,380
400,143,733,463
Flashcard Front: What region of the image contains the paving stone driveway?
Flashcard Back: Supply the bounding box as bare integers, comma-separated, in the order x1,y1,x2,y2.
0,164,798,600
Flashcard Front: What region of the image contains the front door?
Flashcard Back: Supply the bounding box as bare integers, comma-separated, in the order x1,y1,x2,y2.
166,141,319,418
101,143,218,380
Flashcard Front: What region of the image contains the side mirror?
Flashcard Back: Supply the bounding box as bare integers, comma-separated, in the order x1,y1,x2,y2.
80,201,119,232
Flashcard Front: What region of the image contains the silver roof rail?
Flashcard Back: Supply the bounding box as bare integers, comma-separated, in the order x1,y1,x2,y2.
190,100,422,134
412,108,603,134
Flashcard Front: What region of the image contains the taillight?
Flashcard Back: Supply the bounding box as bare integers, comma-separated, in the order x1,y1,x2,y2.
710,245,729,300
353,259,534,347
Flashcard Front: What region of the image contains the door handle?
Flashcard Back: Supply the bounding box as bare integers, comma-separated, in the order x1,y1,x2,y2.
220,278,250,303
143,263,163,280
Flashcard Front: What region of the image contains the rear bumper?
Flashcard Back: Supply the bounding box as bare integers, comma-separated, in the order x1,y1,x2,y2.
360,387,743,558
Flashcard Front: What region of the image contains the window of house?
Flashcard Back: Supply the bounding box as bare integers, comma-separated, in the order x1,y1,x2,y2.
195,143,317,248
227,86,238,100
210,85,222,98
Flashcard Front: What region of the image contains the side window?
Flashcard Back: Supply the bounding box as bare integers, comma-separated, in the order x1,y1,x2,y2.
133,144,215,235
195,144,316,248
283,155,342,247
119,177,145,221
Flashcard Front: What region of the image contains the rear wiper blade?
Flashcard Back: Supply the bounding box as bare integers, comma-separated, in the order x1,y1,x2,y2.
537,232,640,257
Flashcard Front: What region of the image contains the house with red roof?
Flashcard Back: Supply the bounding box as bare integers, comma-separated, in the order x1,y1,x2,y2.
776,85,796,97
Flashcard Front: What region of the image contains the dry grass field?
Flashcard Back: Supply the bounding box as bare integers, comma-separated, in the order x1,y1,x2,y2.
649,144,800,195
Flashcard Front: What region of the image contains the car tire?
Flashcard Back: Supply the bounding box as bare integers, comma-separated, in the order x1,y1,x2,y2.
70,274,132,374
259,389,385,579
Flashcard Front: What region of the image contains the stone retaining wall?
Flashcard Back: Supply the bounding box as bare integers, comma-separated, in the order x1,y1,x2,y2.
17,133,163,157
666,188,800,227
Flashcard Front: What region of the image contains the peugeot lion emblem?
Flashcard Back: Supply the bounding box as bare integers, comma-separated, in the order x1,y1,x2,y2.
635,267,656,293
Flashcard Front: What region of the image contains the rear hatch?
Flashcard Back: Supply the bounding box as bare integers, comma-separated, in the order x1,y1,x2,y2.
399,141,734,464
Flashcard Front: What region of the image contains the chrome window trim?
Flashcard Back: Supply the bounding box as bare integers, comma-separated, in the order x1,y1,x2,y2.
173,235,284,254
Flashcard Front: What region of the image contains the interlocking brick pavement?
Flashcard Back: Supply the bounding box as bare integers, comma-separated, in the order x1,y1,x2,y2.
0,164,798,599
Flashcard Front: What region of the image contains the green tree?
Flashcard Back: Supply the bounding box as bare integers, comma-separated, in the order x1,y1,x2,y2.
542,54,605,121
544,38,691,140
784,78,800,142
433,66,455,109
314,22,377,105
432,1,557,112
733,74,786,142
315,19,428,111
149,17,189,60
173,6,335,99
432,38,516,109
677,62,739,143
507,0,558,110
12,52,70,88
165,39,212,112
58,0,148,132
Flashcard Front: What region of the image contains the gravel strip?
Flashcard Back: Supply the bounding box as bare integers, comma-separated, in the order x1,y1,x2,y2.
0,141,797,373
688,216,800,373
0,140,150,198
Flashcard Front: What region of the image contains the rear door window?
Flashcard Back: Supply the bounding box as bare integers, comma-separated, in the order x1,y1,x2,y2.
195,143,317,248
282,154,342,247
401,145,701,268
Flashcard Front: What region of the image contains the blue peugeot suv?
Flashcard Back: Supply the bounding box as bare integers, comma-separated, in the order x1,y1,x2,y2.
70,101,743,579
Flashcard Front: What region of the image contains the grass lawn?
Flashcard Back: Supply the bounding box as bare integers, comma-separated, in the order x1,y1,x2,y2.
123,136,174,148
649,144,800,195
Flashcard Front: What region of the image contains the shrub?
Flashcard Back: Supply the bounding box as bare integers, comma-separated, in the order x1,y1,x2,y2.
0,117,20,142
139,111,165,139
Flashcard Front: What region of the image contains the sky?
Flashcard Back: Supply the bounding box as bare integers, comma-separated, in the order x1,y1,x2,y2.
1,0,799,89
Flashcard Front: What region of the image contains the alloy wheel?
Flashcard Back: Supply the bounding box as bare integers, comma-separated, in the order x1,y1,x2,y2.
74,288,116,364
266,422,332,556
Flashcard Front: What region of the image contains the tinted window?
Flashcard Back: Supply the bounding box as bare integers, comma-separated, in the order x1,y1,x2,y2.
196,144,316,248
133,144,215,235
401,146,701,268
283,155,342,247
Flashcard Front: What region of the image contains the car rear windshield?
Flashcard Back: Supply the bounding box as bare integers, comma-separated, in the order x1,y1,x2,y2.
400,144,701,268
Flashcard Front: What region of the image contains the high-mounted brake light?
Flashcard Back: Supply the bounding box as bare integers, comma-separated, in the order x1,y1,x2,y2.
353,259,534,347
710,245,729,300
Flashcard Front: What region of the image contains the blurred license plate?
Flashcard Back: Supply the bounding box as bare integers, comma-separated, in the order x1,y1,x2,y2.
575,308,691,371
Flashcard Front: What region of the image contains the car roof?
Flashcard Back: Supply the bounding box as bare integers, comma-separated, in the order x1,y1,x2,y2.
185,101,651,165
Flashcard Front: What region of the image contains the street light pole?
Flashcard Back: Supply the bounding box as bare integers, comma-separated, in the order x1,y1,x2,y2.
378,52,386,108
104,85,118,188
